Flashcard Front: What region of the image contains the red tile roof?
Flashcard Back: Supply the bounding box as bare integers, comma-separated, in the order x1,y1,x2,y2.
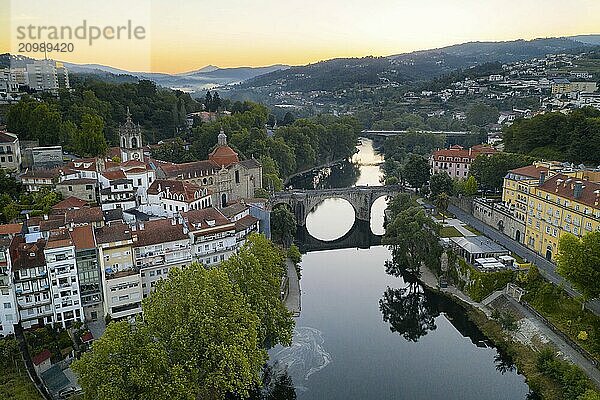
538,174,600,209
70,225,96,250
32,349,52,366
508,165,549,179
147,179,209,203
9,237,46,270
181,207,233,231
46,229,73,249
95,222,132,244
0,131,18,143
431,145,497,162
52,197,88,211
65,207,103,224
208,145,239,167
102,170,126,180
235,215,259,232
0,223,22,235
159,160,218,179
133,219,188,246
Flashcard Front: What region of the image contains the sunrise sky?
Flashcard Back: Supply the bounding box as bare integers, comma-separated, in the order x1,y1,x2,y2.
1,0,599,73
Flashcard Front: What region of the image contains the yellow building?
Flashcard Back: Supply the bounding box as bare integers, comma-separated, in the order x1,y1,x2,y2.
526,175,600,261
503,164,600,261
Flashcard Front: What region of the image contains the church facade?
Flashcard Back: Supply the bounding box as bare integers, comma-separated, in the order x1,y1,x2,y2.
154,130,262,207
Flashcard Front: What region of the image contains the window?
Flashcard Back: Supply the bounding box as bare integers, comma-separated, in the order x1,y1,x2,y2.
68,186,73,192
235,170,240,184
3,303,11,309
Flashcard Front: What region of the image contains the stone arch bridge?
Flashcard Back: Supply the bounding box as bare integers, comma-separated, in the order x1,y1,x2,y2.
269,185,403,226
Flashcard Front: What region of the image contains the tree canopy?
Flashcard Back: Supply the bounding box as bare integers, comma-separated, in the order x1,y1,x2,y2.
503,108,600,164
73,235,294,400
556,232,600,303
469,152,534,192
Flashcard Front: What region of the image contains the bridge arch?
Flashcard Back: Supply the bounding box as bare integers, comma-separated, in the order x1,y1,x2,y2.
269,185,402,227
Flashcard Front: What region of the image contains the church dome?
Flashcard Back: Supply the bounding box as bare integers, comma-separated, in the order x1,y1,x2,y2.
208,129,238,166
209,145,239,167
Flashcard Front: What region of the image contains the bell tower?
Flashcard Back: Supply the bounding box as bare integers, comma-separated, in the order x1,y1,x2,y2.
119,107,144,162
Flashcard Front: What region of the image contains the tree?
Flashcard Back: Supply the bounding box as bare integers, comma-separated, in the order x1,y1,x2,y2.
204,91,213,111
220,234,294,348
466,102,499,127
379,284,439,342
556,232,600,307
74,264,268,400
73,114,108,157
433,192,450,222
463,175,478,196
383,206,442,277
403,154,430,192
469,152,533,192
429,172,453,199
271,206,297,247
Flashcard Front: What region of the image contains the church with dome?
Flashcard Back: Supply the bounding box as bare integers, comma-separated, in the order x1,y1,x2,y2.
154,129,262,208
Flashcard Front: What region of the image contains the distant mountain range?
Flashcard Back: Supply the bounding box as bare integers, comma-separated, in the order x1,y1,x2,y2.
238,37,600,93
1,35,599,96
62,62,289,92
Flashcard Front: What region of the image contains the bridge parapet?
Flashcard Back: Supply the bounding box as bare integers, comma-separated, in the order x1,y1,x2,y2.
269,185,402,226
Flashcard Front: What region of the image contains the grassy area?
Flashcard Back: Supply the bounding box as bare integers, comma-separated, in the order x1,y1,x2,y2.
439,226,463,238
466,307,600,400
519,266,600,363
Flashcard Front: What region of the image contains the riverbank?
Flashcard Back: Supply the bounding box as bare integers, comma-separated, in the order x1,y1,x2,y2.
418,264,600,398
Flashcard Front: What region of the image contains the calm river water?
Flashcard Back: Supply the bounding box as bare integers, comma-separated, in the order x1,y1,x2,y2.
269,138,531,399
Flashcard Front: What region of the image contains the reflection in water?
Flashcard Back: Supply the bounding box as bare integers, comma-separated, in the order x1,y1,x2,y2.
288,161,360,190
305,199,355,241
379,282,439,342
269,327,332,393
247,365,297,400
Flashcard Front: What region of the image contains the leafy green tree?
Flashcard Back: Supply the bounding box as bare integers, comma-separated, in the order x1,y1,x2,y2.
73,114,108,157
429,173,453,199
466,102,499,127
556,232,600,307
383,205,442,277
403,154,431,192
469,152,533,192
220,234,294,348
434,192,450,222
282,112,295,126
261,156,283,192
75,264,267,400
463,175,478,196
287,244,302,265
271,206,297,247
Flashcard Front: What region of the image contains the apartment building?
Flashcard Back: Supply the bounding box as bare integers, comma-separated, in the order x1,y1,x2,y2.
9,237,53,329
181,207,237,266
525,175,600,261
70,225,103,322
44,229,84,328
133,219,191,298
96,222,142,320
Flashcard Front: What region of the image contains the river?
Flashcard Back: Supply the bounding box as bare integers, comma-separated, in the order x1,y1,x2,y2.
268,138,531,399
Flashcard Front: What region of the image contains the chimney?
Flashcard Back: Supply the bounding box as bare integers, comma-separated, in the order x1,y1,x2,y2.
574,181,583,199
539,171,546,185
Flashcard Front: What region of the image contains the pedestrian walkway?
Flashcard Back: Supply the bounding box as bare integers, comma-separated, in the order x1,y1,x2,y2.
284,259,301,317
443,218,477,237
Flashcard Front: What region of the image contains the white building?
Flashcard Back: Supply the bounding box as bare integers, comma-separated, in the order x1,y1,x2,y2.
133,219,192,298
0,131,22,172
99,170,137,211
44,229,84,328
145,179,212,217
9,237,53,329
181,208,237,267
